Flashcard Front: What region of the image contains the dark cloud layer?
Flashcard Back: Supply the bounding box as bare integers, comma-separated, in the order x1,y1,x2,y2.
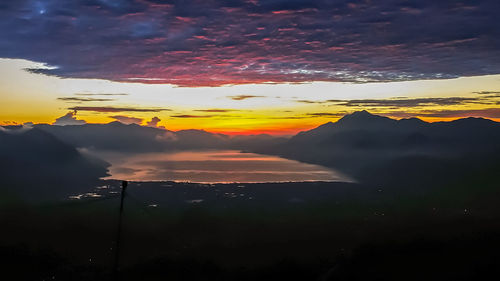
1,0,499,86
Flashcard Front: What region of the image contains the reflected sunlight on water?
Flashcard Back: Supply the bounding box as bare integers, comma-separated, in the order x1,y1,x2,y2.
97,150,351,183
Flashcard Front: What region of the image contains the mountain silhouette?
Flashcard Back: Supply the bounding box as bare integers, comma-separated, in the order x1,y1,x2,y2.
290,110,500,147
0,127,109,201
34,122,285,152
257,111,500,188
7,111,500,197
35,121,172,152
336,110,396,128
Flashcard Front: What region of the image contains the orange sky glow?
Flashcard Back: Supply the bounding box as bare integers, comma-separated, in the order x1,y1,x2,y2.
1,59,499,135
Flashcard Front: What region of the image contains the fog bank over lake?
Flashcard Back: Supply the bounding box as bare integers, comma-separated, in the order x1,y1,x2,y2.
90,150,351,183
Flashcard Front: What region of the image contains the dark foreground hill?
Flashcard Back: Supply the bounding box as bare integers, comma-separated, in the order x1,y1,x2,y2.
0,126,109,201
2,180,500,281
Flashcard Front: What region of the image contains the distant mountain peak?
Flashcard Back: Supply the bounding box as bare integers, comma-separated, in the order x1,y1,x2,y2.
351,110,372,116
106,121,127,126
339,110,376,120
399,117,427,125
337,110,395,127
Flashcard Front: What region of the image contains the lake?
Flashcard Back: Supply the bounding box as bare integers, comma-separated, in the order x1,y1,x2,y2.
96,150,351,183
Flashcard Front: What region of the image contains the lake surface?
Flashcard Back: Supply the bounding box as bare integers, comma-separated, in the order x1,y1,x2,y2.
97,150,350,183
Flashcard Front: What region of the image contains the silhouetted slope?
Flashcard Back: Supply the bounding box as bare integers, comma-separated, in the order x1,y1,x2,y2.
34,122,286,152
0,127,109,201
258,111,500,190
35,122,172,152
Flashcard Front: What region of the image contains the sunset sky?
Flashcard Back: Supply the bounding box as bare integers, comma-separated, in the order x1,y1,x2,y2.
1,0,499,134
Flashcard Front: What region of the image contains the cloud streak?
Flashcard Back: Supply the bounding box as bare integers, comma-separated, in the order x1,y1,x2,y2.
228,95,265,101
386,108,500,119
110,115,143,124
170,114,216,118
75,93,129,96
58,97,115,102
194,109,237,112
297,96,500,107
68,106,169,113
332,97,481,107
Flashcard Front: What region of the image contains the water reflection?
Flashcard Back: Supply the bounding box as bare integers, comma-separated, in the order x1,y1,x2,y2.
98,150,351,183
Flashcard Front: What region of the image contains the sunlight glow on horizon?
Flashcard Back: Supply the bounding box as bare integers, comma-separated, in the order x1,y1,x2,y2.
1,58,500,134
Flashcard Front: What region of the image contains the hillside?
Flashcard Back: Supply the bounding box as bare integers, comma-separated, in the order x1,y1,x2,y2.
256,111,500,190
0,127,109,201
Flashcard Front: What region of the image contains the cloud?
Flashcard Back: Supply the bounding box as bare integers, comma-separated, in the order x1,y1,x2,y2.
170,114,216,118
147,116,162,127
228,95,265,101
68,106,169,113
155,131,178,142
331,97,480,107
2,0,499,86
194,109,236,112
385,108,500,119
110,115,143,124
268,116,311,119
306,112,345,118
296,100,327,104
58,97,115,102
75,93,129,96
296,96,500,107
418,108,500,119
473,91,500,97
53,111,86,126
0,120,19,126
474,91,500,95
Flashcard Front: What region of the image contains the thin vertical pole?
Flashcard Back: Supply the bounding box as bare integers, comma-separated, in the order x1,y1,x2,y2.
112,180,128,280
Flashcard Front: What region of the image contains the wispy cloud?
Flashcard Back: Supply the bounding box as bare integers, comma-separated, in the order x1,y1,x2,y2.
227,95,265,101
296,100,327,104
306,112,346,118
417,108,500,118
53,111,86,126
68,106,169,113
384,108,500,119
333,97,480,107
170,114,216,118
75,93,129,96
110,115,143,124
58,97,115,102
194,109,237,113
296,96,500,107
473,91,500,95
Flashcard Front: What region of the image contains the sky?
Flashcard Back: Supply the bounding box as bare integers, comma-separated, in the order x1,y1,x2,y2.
1,0,500,134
